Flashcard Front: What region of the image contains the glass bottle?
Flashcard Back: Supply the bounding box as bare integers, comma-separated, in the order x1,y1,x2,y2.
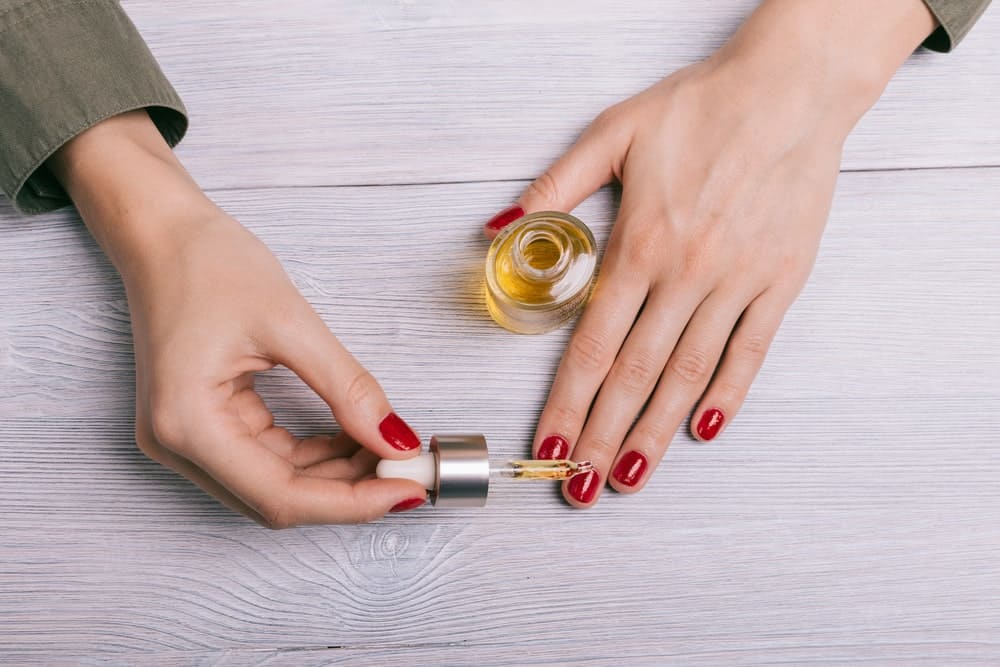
484,211,597,334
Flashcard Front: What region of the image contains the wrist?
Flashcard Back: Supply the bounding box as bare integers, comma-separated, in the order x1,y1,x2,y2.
710,0,937,132
47,110,219,279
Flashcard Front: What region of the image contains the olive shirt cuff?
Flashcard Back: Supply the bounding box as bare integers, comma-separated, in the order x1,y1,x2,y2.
0,0,187,214
922,0,992,52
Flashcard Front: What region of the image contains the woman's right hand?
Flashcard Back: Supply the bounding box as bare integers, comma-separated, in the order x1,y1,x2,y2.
49,111,428,526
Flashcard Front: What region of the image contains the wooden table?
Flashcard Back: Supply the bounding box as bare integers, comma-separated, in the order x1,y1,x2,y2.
2,2,999,664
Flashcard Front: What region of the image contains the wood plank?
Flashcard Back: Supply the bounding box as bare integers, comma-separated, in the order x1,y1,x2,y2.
12,640,1000,666
116,1,1000,191
1,167,999,661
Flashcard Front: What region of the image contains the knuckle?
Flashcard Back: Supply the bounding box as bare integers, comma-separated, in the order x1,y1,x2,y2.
610,349,661,394
777,252,812,282
593,102,627,131
566,331,611,373
344,369,381,411
666,348,712,386
341,489,382,525
547,403,583,429
738,331,771,360
714,378,748,404
622,237,662,270
257,472,299,530
583,434,620,460
355,507,384,525
260,499,294,530
679,242,710,277
262,515,292,531
631,419,672,450
527,171,561,208
134,428,164,463
149,397,188,450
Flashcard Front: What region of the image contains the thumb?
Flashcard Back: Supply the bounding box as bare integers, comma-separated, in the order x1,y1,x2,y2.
483,106,632,239
267,307,422,461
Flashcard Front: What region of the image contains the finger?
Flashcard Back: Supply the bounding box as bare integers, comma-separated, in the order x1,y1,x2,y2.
531,264,650,464
291,433,363,468
231,381,275,436
612,290,751,494
690,288,789,442
562,287,704,506
484,105,632,238
257,428,363,468
184,424,428,527
266,307,422,460
302,446,380,481
230,381,367,467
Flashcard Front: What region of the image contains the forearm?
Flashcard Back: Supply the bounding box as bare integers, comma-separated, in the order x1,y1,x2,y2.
46,111,219,282
710,0,937,132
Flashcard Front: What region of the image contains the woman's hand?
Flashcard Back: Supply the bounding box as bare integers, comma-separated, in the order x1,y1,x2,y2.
50,111,428,526
485,0,936,507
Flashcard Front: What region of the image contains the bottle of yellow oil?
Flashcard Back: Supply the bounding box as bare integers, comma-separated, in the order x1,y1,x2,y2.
484,211,597,334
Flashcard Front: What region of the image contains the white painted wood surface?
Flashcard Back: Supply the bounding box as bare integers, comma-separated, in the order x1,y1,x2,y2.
128,0,1000,191
2,2,999,665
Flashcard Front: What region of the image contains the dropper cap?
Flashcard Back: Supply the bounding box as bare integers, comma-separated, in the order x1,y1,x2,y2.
376,434,490,507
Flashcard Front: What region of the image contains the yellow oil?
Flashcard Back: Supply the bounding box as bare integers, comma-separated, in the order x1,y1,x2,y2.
505,459,595,480
484,211,597,334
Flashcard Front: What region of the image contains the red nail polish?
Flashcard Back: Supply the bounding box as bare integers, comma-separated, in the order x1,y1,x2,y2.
379,413,421,451
612,451,647,487
390,497,425,513
696,408,725,441
485,205,525,233
567,469,600,504
537,434,569,460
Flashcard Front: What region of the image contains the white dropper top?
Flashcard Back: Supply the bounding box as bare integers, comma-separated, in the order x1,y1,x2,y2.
376,453,437,490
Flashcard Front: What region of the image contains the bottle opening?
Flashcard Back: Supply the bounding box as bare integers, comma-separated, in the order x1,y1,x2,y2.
514,226,569,280
523,234,561,270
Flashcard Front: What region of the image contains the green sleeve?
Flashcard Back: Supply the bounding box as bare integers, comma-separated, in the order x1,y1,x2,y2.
0,0,187,215
922,0,993,52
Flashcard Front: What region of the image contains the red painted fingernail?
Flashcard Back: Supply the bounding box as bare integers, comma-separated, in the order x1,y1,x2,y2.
696,408,725,441
485,205,525,233
567,469,600,504
390,497,425,513
379,413,421,451
537,434,569,460
612,451,647,487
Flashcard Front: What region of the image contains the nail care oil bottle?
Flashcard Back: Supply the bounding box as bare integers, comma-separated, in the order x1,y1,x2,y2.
485,211,597,334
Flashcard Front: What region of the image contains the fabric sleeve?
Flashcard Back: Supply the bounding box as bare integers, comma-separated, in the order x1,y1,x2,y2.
922,0,993,52
0,0,187,214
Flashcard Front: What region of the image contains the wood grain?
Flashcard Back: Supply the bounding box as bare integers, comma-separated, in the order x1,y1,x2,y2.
2,168,999,662
116,1,1000,191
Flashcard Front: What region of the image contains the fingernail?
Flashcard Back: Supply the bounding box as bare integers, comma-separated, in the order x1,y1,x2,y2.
537,434,569,460
390,497,425,513
379,413,421,451
485,205,525,233
612,451,648,487
567,469,600,504
696,408,725,441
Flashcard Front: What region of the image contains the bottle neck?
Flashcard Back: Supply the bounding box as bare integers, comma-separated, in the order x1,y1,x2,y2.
510,222,571,283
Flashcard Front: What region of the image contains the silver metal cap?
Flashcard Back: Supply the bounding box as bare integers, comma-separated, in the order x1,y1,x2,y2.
429,434,490,507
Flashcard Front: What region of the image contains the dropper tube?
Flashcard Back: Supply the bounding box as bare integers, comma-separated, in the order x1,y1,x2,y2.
491,459,594,480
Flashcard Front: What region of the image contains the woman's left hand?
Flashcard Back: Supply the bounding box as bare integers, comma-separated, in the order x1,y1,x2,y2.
483,0,935,507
